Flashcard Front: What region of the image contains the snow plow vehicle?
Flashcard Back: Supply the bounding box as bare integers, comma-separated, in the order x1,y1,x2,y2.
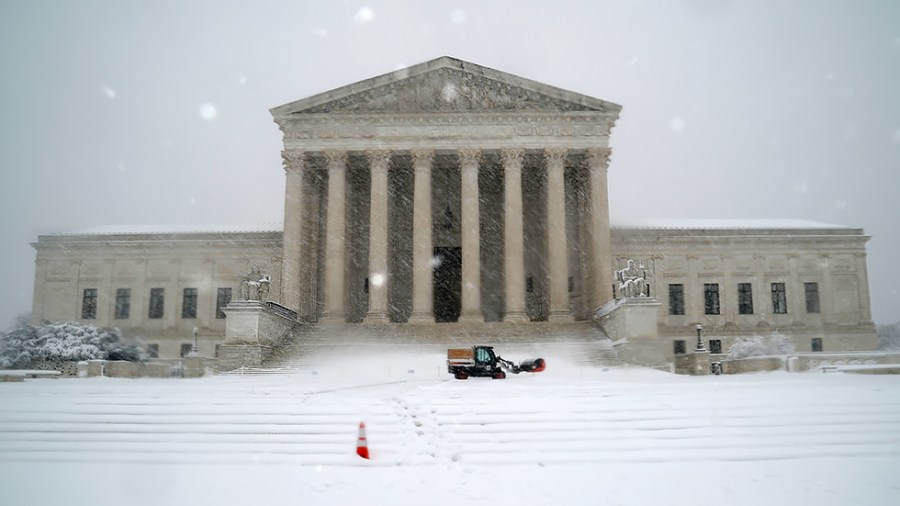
447,346,546,379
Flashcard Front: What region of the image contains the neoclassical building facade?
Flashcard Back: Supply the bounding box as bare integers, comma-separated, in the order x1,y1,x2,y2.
29,57,877,363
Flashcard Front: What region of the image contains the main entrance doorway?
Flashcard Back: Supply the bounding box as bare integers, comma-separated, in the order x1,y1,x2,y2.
433,247,461,322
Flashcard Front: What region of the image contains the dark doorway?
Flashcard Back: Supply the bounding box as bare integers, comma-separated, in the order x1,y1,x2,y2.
433,247,461,322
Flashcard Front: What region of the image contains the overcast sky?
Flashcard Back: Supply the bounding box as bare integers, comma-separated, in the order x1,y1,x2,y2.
1,0,898,327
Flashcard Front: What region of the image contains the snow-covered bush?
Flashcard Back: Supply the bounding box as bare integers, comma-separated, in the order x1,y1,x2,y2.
0,319,144,369
727,332,796,360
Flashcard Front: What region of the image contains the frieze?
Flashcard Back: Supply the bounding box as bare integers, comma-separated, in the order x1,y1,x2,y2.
282,119,608,140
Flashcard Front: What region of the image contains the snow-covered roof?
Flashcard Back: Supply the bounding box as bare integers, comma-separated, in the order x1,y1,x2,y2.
611,219,852,230
52,223,284,236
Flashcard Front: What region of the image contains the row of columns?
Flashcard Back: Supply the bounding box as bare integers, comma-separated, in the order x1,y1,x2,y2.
282,147,612,324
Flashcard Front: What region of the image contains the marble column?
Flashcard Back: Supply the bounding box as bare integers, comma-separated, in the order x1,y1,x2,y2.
281,150,305,314
322,150,347,323
408,149,434,323
545,148,573,322
458,148,483,323
586,148,613,311
502,148,528,323
364,149,391,324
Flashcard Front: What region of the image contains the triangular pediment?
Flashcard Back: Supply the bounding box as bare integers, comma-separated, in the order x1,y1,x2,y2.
271,57,621,116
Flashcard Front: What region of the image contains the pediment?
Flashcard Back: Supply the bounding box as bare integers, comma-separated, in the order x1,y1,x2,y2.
272,57,621,117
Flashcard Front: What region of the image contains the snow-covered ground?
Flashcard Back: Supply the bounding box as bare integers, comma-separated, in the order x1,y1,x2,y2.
1,352,899,506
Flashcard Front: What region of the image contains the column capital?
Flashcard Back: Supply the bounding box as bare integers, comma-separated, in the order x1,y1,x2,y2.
501,148,525,167
458,147,481,166
281,150,307,174
324,150,348,168
544,147,568,165
410,149,434,169
366,149,391,168
586,147,612,172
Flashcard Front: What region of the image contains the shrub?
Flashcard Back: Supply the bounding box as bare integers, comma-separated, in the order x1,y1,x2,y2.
0,319,144,369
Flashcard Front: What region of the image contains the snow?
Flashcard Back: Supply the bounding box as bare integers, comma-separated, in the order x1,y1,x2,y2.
1,352,898,505
54,223,283,236
611,218,852,230
51,219,854,238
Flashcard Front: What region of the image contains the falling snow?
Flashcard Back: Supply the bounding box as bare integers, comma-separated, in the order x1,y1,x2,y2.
199,103,218,121
100,85,116,99
669,117,686,132
354,7,374,24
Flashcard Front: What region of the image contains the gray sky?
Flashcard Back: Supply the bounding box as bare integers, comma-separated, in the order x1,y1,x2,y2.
1,0,898,327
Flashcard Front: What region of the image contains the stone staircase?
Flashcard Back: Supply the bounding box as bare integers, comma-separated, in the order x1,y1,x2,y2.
263,320,620,370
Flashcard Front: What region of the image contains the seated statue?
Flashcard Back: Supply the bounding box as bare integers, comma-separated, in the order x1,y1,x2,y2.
615,259,647,299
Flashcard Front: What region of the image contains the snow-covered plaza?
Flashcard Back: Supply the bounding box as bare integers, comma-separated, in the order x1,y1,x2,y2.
1,354,899,506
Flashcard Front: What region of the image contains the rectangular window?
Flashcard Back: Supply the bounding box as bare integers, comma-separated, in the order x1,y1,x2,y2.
180,343,193,357
568,276,574,293
149,288,165,319
147,344,159,359
811,337,823,352
81,288,98,319
673,340,686,355
114,288,130,319
738,283,754,315
668,284,685,315
709,339,722,354
771,283,787,314
182,288,198,319
704,283,720,315
216,287,232,319
805,282,820,313
526,277,534,294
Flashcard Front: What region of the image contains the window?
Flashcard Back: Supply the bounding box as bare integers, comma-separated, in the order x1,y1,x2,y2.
709,339,722,354
668,284,685,315
182,288,198,319
180,343,193,357
526,276,534,294
147,344,159,359
704,283,720,315
216,287,232,319
771,283,787,314
568,276,574,293
149,288,165,319
115,288,130,319
738,283,753,314
805,282,820,313
811,337,823,352
364,278,369,294
673,340,686,355
81,288,98,319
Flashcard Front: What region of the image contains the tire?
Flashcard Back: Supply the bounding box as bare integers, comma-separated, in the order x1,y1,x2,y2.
454,371,469,380
492,370,507,380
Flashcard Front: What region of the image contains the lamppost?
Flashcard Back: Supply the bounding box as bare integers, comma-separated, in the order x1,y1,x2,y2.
189,326,199,357
695,323,706,352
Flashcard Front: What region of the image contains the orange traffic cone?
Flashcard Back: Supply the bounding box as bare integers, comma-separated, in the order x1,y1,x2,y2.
356,422,369,459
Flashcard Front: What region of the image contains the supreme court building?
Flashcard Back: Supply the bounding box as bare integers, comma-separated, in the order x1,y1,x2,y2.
30,57,878,366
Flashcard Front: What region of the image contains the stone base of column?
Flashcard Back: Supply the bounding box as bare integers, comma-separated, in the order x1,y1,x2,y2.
503,311,529,323
458,312,484,324
319,314,346,325
407,313,434,324
547,311,574,323
362,312,390,325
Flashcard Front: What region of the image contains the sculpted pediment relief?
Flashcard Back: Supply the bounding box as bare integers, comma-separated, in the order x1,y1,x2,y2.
275,58,621,116
300,68,602,114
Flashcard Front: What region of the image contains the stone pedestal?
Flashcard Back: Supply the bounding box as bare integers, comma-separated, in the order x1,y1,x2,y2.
595,298,664,367
218,300,298,371
675,350,711,376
